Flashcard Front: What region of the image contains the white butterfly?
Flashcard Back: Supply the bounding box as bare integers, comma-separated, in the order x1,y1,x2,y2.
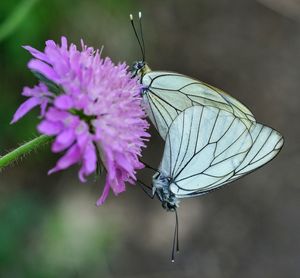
130,13,255,140
138,66,255,140
151,105,283,211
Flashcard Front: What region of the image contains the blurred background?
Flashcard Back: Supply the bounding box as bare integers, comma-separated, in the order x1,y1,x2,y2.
0,0,299,277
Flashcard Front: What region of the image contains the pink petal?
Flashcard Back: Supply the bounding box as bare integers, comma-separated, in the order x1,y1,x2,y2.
11,97,41,124
22,86,37,97
51,129,75,152
48,144,81,175
23,46,50,63
115,152,133,174
61,36,68,50
28,59,59,82
45,107,69,122
76,124,90,147
105,150,116,181
96,180,111,206
45,40,56,48
54,95,74,110
40,101,48,117
111,176,126,195
38,120,62,135
78,142,97,182
21,83,50,98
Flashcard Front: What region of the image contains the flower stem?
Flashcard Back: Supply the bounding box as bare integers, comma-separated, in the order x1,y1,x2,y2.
0,135,53,170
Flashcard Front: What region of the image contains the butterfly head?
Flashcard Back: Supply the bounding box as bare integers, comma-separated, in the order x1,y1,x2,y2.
152,172,179,211
131,61,151,78
130,12,152,78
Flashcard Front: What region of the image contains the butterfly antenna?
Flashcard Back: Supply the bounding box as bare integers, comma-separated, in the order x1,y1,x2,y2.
141,160,159,173
130,13,145,61
171,209,180,262
138,11,146,61
175,209,179,253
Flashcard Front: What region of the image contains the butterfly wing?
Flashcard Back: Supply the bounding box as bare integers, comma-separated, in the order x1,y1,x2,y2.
158,105,253,197
142,71,255,139
227,122,284,182
179,123,284,198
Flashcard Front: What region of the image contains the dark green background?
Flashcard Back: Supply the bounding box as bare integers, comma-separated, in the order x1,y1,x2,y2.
0,0,299,277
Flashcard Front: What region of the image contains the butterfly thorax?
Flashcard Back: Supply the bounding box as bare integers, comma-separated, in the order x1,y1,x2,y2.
131,61,151,78
152,172,180,211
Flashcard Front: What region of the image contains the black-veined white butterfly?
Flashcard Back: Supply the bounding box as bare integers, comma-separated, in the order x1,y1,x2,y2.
137,103,283,261
130,12,255,140
152,105,283,210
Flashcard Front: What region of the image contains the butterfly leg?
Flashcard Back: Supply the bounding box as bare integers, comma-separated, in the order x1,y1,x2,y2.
137,179,155,199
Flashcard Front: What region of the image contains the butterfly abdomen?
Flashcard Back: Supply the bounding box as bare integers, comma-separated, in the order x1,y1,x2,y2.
152,172,179,211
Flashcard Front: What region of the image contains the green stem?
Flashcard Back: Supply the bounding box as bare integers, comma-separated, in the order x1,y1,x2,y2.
0,135,53,170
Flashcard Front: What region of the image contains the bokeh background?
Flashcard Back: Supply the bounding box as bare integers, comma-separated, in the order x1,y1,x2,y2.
0,0,299,277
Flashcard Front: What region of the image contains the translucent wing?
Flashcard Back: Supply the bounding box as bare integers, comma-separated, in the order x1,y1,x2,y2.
178,123,284,198
228,122,284,182
158,106,253,197
142,71,255,139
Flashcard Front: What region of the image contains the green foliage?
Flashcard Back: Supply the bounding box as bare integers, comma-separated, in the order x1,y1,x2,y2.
0,0,40,42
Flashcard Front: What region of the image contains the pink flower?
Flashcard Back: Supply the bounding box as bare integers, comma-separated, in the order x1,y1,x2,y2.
12,37,150,205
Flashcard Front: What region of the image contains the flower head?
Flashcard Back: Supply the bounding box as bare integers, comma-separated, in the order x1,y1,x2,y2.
12,37,150,205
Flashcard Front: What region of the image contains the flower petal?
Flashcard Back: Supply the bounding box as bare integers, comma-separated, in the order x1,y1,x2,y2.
23,46,50,63
54,95,74,110
111,175,126,195
78,142,97,182
28,59,59,82
48,144,81,174
52,129,75,152
45,107,69,122
61,36,68,50
40,100,48,117
11,97,41,124
38,120,62,135
115,152,133,174
96,180,111,206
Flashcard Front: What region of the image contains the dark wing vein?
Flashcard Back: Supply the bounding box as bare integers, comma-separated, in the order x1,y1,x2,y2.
248,128,273,164
176,151,245,183
148,73,183,88
148,94,170,133
144,93,159,130
194,107,204,155
150,92,175,123
208,110,220,143
174,109,194,175
203,82,253,120
213,127,250,161
171,110,185,177
169,107,253,194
